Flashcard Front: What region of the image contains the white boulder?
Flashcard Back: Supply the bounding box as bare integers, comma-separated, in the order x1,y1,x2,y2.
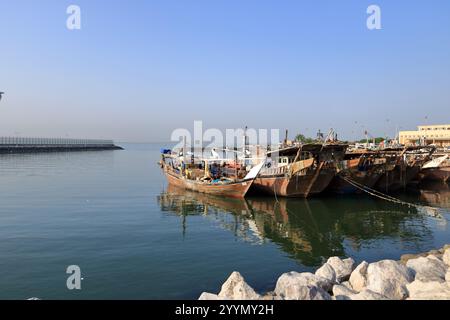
277,284,331,300
327,257,355,282
198,292,220,300
349,261,368,292
275,271,332,300
406,256,447,283
315,263,337,284
261,292,278,300
340,281,353,290
218,272,261,300
348,289,389,300
275,272,333,297
366,260,414,300
406,280,450,300
443,248,450,266
332,284,357,298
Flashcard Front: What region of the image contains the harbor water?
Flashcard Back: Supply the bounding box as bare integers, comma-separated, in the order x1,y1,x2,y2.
0,143,449,299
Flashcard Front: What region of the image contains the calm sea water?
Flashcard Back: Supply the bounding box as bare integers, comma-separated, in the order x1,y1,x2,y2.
0,143,449,299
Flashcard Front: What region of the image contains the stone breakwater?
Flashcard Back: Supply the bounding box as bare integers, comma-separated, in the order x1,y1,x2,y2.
199,244,450,300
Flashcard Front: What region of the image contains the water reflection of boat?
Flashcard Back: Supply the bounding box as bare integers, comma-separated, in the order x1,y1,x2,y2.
159,184,252,215
158,185,264,243
247,196,434,266
418,181,450,208
157,186,433,267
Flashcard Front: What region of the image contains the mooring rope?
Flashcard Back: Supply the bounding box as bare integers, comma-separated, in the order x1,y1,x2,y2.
340,173,403,202
338,175,444,218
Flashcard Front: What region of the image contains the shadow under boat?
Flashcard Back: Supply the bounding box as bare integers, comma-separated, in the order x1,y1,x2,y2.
157,185,434,267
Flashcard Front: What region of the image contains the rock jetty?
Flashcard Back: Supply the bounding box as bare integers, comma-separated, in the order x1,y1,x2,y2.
199,244,450,300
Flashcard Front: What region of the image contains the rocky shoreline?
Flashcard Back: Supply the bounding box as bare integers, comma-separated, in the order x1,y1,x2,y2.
199,244,450,300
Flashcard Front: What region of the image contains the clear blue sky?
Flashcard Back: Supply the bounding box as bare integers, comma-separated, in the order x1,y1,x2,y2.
1,0,449,142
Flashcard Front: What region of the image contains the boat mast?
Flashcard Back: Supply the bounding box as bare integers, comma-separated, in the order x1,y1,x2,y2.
243,126,248,158
243,126,249,167
234,153,238,180
182,136,187,176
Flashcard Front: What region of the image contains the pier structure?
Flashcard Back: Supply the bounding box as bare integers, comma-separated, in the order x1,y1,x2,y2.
0,137,123,153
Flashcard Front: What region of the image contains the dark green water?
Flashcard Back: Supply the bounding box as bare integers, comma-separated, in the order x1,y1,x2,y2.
0,143,449,299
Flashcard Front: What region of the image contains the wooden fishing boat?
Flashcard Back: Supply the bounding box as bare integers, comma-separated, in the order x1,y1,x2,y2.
251,143,348,197
375,146,435,192
372,154,402,193
419,155,450,183
421,167,450,183
159,151,265,198
327,150,388,194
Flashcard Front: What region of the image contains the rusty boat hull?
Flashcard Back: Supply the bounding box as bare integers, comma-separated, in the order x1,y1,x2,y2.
420,167,450,183
251,143,347,197
252,167,336,197
375,163,422,192
328,170,384,194
374,146,435,193
327,155,386,194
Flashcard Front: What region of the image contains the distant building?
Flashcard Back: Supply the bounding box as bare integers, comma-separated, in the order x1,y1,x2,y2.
399,124,450,147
